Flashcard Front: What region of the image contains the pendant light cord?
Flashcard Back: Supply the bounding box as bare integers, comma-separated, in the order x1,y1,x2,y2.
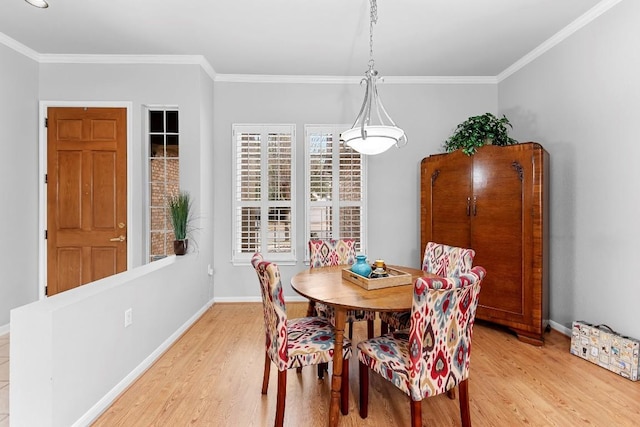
368,0,377,72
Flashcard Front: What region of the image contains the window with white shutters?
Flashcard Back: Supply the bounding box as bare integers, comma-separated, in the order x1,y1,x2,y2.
305,125,367,259
232,124,296,264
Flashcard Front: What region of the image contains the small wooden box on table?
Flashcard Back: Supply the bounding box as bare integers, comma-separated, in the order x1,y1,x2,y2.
341,267,412,290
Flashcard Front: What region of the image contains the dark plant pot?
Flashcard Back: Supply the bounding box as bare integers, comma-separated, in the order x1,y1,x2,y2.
173,239,188,255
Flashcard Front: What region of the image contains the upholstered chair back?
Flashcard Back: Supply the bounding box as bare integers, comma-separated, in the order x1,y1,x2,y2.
407,265,486,401
309,239,357,268
252,253,289,371
421,241,475,276
307,239,375,329
251,252,264,269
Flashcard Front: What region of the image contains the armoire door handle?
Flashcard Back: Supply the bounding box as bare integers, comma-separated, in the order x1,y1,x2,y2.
466,197,471,216
473,196,478,216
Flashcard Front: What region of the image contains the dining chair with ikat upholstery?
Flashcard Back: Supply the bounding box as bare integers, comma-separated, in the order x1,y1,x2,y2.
252,252,352,427
358,266,486,427
308,239,377,340
380,241,476,333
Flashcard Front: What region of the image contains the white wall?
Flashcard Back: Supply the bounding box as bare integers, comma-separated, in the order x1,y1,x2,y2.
212,81,497,300
498,0,640,337
0,44,39,328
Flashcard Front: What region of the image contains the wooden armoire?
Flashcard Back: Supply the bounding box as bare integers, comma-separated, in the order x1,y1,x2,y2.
420,142,549,345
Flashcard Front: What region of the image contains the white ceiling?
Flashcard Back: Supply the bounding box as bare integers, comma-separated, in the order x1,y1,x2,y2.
0,0,607,77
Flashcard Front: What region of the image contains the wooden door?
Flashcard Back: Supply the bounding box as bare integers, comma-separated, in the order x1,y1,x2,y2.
420,150,472,253
47,107,127,296
471,145,527,322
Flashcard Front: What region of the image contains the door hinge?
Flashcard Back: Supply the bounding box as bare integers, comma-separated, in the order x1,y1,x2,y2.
45,174,48,184
45,286,48,296
45,230,48,239
45,117,48,128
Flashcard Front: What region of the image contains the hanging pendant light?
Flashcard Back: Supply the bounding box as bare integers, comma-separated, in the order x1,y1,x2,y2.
341,0,407,155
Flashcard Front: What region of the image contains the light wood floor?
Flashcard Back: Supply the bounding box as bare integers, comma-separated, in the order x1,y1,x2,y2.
93,303,640,426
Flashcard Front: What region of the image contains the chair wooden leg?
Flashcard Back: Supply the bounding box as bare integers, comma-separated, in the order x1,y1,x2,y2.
341,358,350,415
359,361,369,418
348,320,353,340
410,399,422,427
447,388,456,399
367,319,374,338
459,379,471,427
262,352,271,394
317,363,326,379
275,370,287,427
306,300,316,317
380,321,388,336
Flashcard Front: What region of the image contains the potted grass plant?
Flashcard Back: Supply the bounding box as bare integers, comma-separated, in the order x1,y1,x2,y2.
168,190,192,255
444,112,518,155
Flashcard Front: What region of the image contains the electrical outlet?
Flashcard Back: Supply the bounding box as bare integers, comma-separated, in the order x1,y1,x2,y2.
124,308,133,327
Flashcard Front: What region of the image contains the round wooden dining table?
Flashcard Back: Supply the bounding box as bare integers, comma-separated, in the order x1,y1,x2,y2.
290,264,431,427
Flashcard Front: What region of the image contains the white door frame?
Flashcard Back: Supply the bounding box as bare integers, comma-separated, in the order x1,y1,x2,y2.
38,100,134,300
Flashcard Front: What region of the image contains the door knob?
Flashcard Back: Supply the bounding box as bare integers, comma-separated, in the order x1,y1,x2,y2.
118,222,126,229
109,235,126,242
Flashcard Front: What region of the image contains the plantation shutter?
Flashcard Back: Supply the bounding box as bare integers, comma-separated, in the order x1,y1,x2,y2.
233,124,296,263
305,125,366,258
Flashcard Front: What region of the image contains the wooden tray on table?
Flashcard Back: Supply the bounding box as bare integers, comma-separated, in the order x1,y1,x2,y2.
342,267,412,290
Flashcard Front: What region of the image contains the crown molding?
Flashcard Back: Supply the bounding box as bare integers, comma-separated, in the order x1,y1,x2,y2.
497,0,624,82
36,53,217,81
214,74,361,84
382,76,498,85
213,74,497,85
38,53,204,64
0,31,39,62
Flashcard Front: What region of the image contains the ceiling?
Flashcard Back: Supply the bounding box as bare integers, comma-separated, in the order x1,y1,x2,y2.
0,0,606,77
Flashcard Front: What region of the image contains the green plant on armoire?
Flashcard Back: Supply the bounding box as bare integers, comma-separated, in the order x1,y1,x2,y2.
444,112,518,155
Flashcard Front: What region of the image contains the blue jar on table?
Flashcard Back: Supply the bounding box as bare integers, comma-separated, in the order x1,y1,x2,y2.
351,254,372,278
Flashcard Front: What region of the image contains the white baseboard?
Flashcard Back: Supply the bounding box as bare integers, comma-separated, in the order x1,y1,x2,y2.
0,323,9,336
548,319,571,336
72,300,215,427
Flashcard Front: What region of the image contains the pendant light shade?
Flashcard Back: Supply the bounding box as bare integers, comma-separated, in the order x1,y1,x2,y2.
341,126,403,155
341,0,407,155
25,0,49,8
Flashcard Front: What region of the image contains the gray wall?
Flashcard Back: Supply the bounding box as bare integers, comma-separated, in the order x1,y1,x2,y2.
212,81,497,299
0,53,217,330
0,44,39,328
9,61,216,426
499,0,640,337
198,67,216,301
39,62,210,270
11,255,210,427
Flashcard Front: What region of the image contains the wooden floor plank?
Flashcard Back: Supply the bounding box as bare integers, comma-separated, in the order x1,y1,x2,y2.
93,303,640,426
